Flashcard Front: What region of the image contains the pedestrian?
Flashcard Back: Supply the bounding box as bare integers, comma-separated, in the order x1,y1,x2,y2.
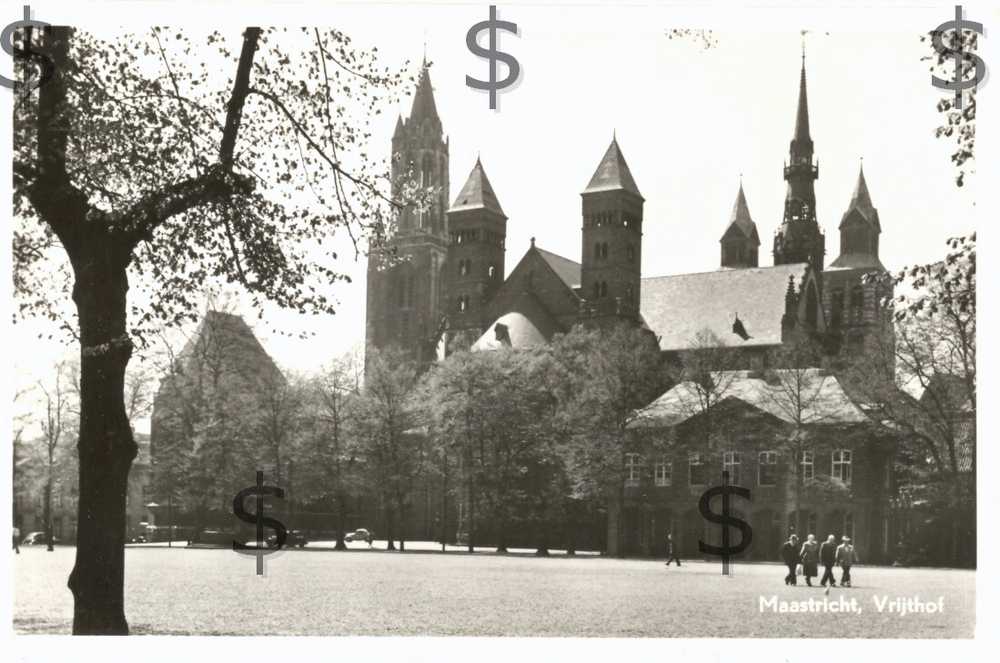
780,534,800,585
799,533,819,587
819,534,838,589
12,525,20,555
366,530,374,548
836,536,858,587
664,532,681,567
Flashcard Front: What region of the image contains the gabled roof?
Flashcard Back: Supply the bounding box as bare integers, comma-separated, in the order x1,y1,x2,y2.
533,245,582,290
640,263,809,351
630,369,869,429
720,183,760,244
583,137,643,199
449,158,506,216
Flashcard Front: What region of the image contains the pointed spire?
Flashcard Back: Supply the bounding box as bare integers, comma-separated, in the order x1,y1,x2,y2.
393,114,405,138
450,158,506,217
409,61,440,125
583,136,643,199
721,183,760,244
793,55,811,145
839,160,879,229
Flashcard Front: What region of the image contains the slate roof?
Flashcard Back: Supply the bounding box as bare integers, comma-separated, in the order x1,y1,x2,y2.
630,369,869,429
534,246,582,290
583,137,643,199
640,263,808,351
450,158,506,216
828,253,885,270
409,63,439,124
720,183,760,244
839,165,879,229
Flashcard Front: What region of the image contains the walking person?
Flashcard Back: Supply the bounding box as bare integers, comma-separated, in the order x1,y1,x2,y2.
799,533,819,587
819,534,838,590
836,536,857,587
780,534,800,585
664,533,681,567
12,525,20,555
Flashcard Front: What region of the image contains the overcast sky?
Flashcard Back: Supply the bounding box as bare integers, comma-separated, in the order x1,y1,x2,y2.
11,2,981,430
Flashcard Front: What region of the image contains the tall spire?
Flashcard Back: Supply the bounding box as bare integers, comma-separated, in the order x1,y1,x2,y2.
791,53,812,154
410,62,440,126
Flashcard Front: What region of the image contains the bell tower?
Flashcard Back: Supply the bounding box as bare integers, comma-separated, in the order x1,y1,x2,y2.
773,54,825,274
365,59,450,367
580,136,644,320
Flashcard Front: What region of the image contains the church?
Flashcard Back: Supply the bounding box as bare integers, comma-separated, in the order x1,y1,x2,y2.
365,54,898,560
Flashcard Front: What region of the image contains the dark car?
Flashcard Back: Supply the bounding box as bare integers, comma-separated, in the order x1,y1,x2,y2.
194,529,246,546
345,528,373,544
266,529,308,548
22,531,59,546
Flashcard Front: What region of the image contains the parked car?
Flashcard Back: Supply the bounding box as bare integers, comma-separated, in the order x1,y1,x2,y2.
344,528,373,544
128,534,147,544
194,529,245,546
22,532,59,546
266,529,308,548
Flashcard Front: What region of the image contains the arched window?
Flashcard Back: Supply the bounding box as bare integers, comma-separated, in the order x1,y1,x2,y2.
421,153,434,187
831,288,844,328
488,264,497,279
459,260,470,276
849,285,864,322
806,284,818,328
458,295,468,312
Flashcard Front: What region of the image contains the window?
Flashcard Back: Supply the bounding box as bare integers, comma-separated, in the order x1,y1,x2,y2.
722,451,741,485
624,453,642,487
689,453,707,486
831,289,844,328
626,245,635,262
459,260,469,276
488,264,497,279
594,242,601,259
800,450,814,480
654,457,672,487
849,285,864,323
601,243,609,259
457,295,468,312
832,449,853,483
758,450,778,486
843,512,855,541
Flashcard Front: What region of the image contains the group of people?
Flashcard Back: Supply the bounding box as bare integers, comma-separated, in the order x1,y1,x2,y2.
781,533,857,587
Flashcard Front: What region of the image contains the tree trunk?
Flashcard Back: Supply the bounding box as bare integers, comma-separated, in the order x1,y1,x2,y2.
334,492,347,551
66,258,138,635
467,487,475,553
396,497,406,552
385,505,396,550
44,474,53,551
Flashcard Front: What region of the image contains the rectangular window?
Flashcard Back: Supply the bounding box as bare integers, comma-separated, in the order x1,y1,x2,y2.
832,449,853,483
800,450,814,480
689,453,707,486
624,453,642,487
843,512,855,541
722,451,741,486
654,457,672,487
758,451,778,486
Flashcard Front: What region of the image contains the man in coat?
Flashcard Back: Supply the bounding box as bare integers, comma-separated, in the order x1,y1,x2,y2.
799,534,820,586
819,534,838,588
664,533,681,567
836,536,858,587
780,534,800,585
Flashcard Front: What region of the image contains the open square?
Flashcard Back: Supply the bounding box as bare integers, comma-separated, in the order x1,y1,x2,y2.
14,546,974,637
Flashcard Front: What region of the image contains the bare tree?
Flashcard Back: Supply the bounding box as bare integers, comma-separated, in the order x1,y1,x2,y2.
37,361,78,551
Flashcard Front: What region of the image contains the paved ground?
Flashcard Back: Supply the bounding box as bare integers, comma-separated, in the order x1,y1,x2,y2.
14,544,975,637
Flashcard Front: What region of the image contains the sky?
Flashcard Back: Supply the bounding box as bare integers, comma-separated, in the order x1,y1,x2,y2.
9,2,984,428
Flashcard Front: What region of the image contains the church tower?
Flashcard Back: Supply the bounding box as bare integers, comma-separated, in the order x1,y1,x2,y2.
830,163,883,270
773,55,825,273
446,157,507,334
365,60,450,366
720,182,760,268
580,137,644,320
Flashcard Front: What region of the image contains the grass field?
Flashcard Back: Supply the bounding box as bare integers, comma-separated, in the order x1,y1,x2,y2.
13,544,975,637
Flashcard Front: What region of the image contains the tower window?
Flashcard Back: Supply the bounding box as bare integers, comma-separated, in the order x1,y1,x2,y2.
459,259,470,277
594,242,601,260
849,285,864,323
488,264,497,279
831,289,844,328
457,295,469,312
